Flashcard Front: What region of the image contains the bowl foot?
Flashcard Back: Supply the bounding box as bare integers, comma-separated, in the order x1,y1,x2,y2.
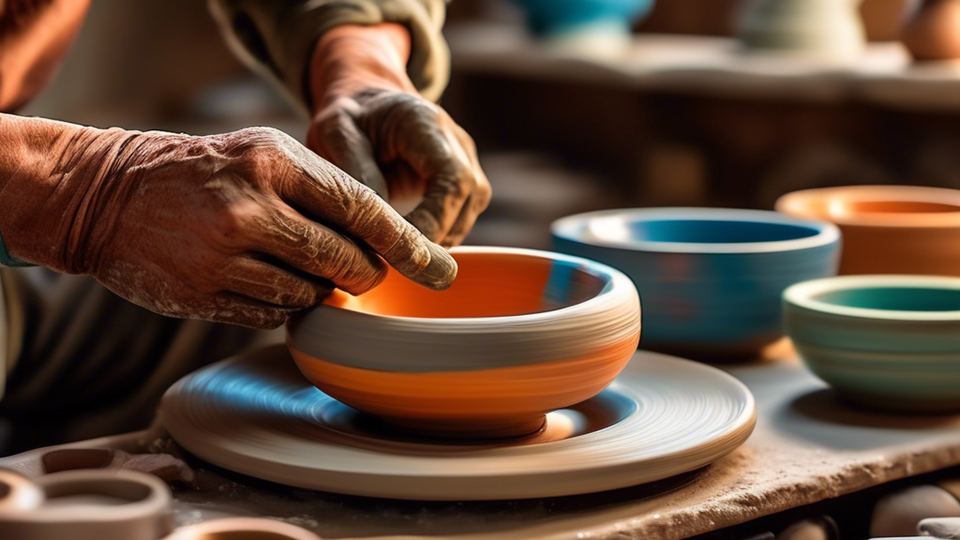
375,415,548,440
641,343,774,364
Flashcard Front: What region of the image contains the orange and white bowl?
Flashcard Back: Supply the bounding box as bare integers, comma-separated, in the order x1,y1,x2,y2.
286,246,641,439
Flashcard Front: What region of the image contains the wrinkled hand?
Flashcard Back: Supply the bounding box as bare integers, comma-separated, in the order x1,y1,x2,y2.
307,25,491,248
2,122,456,329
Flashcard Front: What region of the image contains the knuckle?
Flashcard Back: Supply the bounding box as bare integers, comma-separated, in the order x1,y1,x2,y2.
339,177,381,222
210,204,254,247
476,178,493,210
311,231,386,292
275,281,315,307
257,309,288,329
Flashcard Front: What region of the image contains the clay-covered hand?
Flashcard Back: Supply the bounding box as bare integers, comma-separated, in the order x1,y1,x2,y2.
306,24,491,248
0,116,456,329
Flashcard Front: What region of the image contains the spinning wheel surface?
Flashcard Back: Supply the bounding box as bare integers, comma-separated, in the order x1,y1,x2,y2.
159,345,756,500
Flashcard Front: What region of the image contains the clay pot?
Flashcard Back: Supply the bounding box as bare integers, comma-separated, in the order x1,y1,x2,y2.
902,0,960,61
776,185,960,276
286,247,641,439
737,0,867,61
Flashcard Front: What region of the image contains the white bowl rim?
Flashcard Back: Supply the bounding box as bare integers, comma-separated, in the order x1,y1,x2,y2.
551,207,840,254
298,246,637,327
784,275,960,322
775,185,960,229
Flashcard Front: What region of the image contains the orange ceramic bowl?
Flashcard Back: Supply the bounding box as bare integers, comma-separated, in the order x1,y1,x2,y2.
286,247,641,439
776,185,960,276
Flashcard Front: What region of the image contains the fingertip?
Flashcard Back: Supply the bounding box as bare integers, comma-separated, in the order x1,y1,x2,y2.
415,241,458,290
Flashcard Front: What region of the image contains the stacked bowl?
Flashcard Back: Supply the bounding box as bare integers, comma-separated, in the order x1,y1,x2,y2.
552,208,840,359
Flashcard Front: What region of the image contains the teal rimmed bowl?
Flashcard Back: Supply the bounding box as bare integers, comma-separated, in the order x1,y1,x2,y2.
511,0,655,37
784,275,960,412
552,208,841,359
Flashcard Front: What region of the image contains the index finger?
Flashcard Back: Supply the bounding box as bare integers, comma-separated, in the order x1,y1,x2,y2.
281,162,457,291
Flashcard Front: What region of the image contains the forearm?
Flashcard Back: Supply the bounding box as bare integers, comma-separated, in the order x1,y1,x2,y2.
309,23,417,112
0,114,138,272
209,0,450,108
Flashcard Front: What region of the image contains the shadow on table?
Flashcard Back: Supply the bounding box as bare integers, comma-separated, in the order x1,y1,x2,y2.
771,388,960,451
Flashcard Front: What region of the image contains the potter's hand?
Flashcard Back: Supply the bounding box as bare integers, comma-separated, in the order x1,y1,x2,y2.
0,116,456,329
306,24,491,248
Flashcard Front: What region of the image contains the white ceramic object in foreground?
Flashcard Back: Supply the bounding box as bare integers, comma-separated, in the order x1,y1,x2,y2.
159,345,756,501
784,275,960,411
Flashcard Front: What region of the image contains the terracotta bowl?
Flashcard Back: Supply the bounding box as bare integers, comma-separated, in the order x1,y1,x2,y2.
286,247,641,439
784,275,960,412
552,208,840,359
776,185,960,276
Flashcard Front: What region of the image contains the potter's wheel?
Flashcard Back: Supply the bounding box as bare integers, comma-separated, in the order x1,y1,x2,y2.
159,345,756,500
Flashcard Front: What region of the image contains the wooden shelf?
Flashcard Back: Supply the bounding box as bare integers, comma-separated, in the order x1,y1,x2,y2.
447,23,960,111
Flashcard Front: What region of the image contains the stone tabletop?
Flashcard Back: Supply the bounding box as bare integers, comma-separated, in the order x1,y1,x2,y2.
4,344,960,539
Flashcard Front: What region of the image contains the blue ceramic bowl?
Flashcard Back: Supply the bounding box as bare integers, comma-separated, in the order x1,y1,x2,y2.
552,208,841,358
511,0,655,36
784,275,960,412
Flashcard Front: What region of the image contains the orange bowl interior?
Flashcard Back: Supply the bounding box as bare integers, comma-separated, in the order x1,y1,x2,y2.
786,193,960,221
324,251,609,319
844,200,960,214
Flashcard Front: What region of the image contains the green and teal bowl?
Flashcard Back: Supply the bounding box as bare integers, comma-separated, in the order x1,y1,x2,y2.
552,208,841,359
784,275,960,412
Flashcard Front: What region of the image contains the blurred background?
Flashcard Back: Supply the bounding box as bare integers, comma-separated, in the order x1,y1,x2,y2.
23,0,960,250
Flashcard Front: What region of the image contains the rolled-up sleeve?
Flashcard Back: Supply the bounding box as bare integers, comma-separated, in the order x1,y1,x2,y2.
208,0,450,112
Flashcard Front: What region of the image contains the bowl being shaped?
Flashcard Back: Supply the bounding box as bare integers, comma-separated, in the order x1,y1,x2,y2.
776,185,960,276
511,0,655,36
286,247,641,439
784,275,960,412
552,208,840,358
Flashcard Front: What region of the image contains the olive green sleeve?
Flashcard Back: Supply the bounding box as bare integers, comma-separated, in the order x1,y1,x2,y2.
208,0,450,113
